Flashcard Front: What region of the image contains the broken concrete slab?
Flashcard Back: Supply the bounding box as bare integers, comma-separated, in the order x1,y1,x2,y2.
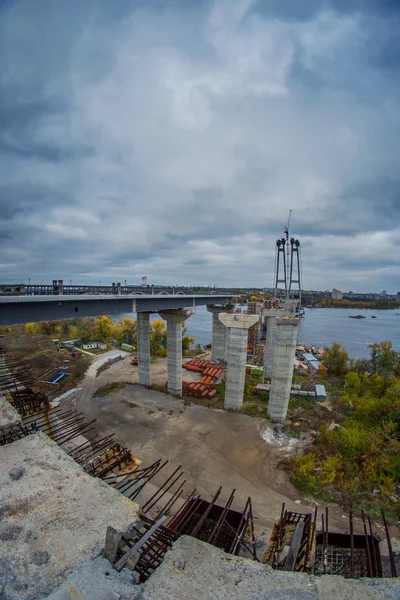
0,432,140,600
45,556,143,600
141,536,400,600
0,394,22,427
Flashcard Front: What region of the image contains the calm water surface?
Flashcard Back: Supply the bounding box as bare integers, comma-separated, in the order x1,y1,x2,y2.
114,306,400,359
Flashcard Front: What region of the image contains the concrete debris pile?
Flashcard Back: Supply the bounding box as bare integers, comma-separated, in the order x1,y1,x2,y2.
182,359,224,399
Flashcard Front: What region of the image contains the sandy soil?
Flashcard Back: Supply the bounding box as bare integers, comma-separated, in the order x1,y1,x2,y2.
61,354,373,542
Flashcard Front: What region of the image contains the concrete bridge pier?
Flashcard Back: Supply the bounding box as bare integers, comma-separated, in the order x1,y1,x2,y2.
267,317,300,423
263,309,291,379
159,310,192,396
137,312,151,386
207,305,233,362
218,313,259,410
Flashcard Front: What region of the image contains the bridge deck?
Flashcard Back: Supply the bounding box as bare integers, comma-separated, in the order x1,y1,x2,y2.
0,295,234,325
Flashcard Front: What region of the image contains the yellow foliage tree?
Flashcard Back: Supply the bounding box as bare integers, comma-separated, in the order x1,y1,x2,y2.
94,315,113,343
25,322,37,335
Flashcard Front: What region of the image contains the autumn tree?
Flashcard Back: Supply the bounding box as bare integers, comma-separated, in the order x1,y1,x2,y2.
150,320,167,356
25,323,37,335
182,325,195,356
369,341,399,381
112,318,137,347
75,318,96,343
94,315,113,343
322,342,349,377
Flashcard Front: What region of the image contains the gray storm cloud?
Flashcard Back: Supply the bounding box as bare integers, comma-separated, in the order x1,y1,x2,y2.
0,0,399,290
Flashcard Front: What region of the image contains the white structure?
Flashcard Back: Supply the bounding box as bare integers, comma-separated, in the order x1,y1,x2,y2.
82,342,107,350
218,313,259,410
332,288,343,300
267,317,300,423
207,305,233,362
159,310,192,396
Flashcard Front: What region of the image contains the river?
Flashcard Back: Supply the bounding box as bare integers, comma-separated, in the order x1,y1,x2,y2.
114,306,400,360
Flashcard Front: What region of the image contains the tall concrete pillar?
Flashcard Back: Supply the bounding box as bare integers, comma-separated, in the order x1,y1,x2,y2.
264,317,277,379
207,305,233,362
263,308,291,380
137,312,151,386
268,317,299,423
159,310,192,396
219,313,259,410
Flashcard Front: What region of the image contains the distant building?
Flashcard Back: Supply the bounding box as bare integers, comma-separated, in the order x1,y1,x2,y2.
332,288,343,300
397,292,400,301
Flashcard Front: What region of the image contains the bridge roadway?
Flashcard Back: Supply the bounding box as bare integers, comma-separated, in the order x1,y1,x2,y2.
0,294,234,326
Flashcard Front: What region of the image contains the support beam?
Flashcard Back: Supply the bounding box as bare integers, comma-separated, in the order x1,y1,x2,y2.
218,313,259,410
137,312,151,386
207,305,233,362
159,310,192,396
268,317,299,423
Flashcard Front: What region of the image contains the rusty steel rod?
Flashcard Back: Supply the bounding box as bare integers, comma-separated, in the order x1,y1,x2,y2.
141,465,182,511
349,509,355,578
207,489,235,546
381,510,397,577
361,510,373,577
367,515,380,577
153,481,186,522
191,487,222,537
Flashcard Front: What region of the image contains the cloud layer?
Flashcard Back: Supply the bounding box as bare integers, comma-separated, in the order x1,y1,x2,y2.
1,0,399,291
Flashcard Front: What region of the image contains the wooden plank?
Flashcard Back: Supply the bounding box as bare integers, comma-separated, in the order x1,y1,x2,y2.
104,526,122,563
114,516,168,571
284,521,305,571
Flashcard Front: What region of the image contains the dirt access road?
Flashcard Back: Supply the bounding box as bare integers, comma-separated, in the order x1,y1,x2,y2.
64,353,369,539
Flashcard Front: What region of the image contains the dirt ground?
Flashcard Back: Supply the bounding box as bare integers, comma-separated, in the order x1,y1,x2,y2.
61,354,380,543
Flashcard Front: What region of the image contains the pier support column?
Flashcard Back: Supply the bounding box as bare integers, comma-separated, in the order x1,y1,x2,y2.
263,308,291,380
219,313,259,410
207,305,233,362
137,312,151,386
159,310,192,396
268,317,299,423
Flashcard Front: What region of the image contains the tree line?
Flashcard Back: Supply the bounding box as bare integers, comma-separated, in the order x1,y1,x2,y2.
24,316,195,356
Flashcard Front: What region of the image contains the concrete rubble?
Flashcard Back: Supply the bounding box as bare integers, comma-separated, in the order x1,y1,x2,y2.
0,394,22,427
45,557,143,600
0,432,140,600
141,536,400,600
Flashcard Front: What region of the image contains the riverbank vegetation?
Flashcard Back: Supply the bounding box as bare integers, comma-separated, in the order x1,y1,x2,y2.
302,295,399,309
290,341,400,511
22,315,195,356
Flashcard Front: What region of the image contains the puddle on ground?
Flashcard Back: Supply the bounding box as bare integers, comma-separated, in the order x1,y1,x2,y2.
92,396,105,405
260,422,301,450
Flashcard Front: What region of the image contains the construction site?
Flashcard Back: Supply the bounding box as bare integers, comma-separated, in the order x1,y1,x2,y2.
0,225,399,599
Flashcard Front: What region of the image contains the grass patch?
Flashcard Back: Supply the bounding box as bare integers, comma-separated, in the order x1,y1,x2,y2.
92,381,132,398
96,362,112,377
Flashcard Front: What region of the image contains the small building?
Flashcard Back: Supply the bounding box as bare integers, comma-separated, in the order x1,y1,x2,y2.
121,343,134,352
83,342,107,350
315,384,327,403
62,339,80,348
302,352,321,372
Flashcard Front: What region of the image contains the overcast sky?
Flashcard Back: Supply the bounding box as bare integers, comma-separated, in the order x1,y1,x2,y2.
1,0,399,291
